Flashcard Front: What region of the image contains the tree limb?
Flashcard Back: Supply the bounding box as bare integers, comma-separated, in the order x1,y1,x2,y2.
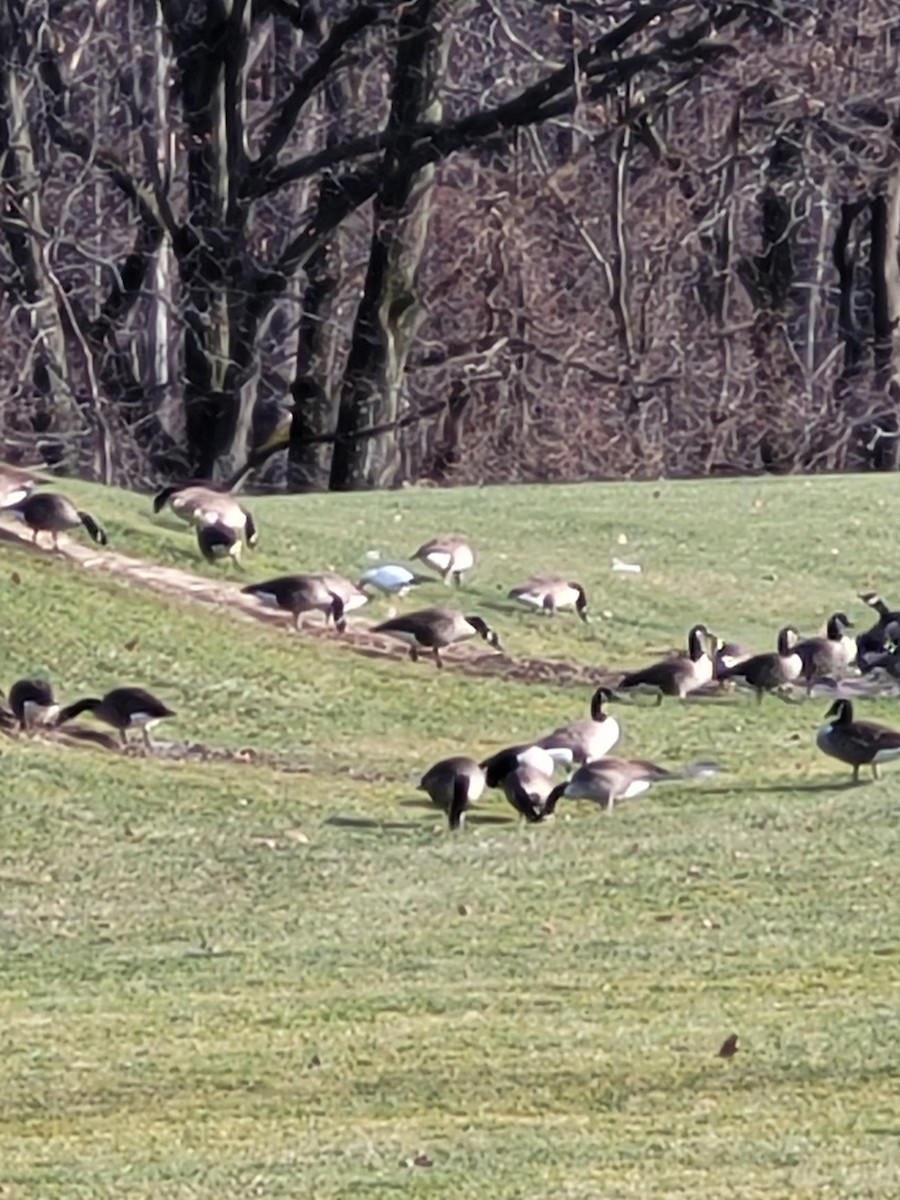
36,43,168,235
250,1,740,196
251,4,379,178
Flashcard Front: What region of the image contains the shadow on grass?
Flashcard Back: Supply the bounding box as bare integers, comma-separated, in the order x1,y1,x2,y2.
326,811,514,831
697,779,861,797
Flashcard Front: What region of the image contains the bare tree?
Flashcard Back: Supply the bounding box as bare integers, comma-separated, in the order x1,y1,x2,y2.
9,0,896,491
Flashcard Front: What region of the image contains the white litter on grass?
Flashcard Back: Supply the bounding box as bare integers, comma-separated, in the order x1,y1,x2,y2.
612,557,642,574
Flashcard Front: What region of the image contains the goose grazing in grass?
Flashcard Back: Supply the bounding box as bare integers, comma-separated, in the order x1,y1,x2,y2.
543,756,717,815
794,612,856,691
507,576,590,622
241,574,354,632
532,686,620,765
816,698,900,782
719,626,802,703
0,464,38,509
56,686,175,748
410,536,475,587
615,624,715,703
357,563,431,597
372,607,501,669
8,678,58,731
5,492,107,550
418,756,487,830
154,483,258,549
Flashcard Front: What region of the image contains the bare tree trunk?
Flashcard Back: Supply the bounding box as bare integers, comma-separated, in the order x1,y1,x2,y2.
163,0,255,480
868,170,900,467
287,43,356,491
286,183,344,491
147,11,179,442
0,0,76,444
328,0,448,490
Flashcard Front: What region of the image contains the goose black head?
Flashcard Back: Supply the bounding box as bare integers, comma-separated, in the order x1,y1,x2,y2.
858,592,889,616
687,624,713,659
827,612,853,637
590,686,615,720
466,616,502,650
823,698,853,723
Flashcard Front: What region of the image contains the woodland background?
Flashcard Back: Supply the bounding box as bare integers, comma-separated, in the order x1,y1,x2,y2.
2,0,900,492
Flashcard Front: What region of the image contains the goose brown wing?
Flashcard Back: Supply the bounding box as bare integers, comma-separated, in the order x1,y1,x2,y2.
618,658,683,690
105,687,174,719
851,720,900,753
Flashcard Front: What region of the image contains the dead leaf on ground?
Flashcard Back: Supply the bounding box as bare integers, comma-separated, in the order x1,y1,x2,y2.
655,912,677,922
123,636,139,650
457,902,471,916
718,1033,739,1058
284,827,309,844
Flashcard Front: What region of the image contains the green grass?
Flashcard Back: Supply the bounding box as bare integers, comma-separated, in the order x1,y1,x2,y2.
2,472,900,1198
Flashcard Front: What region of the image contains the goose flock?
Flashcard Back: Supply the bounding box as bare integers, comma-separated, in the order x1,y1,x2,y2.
4,462,900,827
419,597,900,829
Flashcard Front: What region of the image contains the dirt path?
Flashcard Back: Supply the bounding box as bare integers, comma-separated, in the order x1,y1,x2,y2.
0,516,612,687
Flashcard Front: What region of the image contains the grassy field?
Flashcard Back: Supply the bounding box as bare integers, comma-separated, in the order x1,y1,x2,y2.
1,471,899,1198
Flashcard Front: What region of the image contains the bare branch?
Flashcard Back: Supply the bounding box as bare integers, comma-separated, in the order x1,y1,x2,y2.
251,5,379,177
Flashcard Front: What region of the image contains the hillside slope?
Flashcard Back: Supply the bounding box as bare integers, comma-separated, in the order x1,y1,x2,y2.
1,473,898,1199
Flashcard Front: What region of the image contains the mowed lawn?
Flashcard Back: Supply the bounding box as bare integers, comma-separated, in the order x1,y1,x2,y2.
1,472,899,1199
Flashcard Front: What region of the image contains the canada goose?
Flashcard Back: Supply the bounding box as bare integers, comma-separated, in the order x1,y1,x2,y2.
8,678,58,731
357,563,432,597
816,698,900,782
0,464,37,509
794,612,856,690
543,756,680,814
719,626,802,703
532,686,620,764
55,686,175,748
507,576,590,622
197,521,244,567
615,624,715,703
372,607,501,668
153,484,258,548
418,756,486,830
241,574,349,632
410,536,475,587
5,492,107,550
